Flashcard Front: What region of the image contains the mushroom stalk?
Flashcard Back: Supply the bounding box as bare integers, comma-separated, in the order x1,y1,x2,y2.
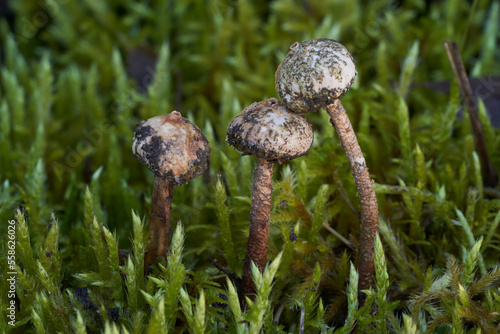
144,178,173,272
325,99,379,299
241,158,274,299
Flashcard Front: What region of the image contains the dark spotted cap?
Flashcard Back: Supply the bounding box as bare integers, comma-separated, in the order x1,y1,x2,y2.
275,38,357,114
132,111,210,186
226,98,313,164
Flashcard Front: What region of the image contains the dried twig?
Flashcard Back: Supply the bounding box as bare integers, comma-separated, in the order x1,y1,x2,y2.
322,221,355,250
444,41,497,186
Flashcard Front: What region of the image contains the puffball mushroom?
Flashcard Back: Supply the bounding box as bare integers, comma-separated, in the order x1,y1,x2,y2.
275,38,379,301
226,98,314,301
133,111,210,273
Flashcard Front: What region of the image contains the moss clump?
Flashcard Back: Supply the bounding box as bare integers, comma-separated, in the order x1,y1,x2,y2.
1,0,500,333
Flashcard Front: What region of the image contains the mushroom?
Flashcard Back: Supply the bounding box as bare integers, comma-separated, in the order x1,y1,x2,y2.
275,38,379,300
133,111,210,273
226,98,314,300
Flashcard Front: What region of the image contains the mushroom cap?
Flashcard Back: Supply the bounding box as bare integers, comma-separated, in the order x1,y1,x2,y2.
132,111,210,187
275,38,357,114
226,98,314,164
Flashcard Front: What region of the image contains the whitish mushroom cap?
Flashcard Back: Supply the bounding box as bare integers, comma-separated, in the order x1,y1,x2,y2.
132,111,210,187
226,98,314,164
275,38,357,114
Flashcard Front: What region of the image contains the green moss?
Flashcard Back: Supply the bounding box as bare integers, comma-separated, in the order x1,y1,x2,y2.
1,0,500,332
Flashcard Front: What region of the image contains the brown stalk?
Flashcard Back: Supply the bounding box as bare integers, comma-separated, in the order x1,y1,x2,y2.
444,40,497,186
325,99,379,302
144,177,173,273
240,158,274,302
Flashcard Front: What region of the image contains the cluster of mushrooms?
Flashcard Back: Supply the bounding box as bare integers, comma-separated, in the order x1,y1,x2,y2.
132,38,379,304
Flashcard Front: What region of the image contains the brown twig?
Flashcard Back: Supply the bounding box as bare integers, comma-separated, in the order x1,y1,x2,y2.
209,257,239,280
443,41,497,186
322,221,356,250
